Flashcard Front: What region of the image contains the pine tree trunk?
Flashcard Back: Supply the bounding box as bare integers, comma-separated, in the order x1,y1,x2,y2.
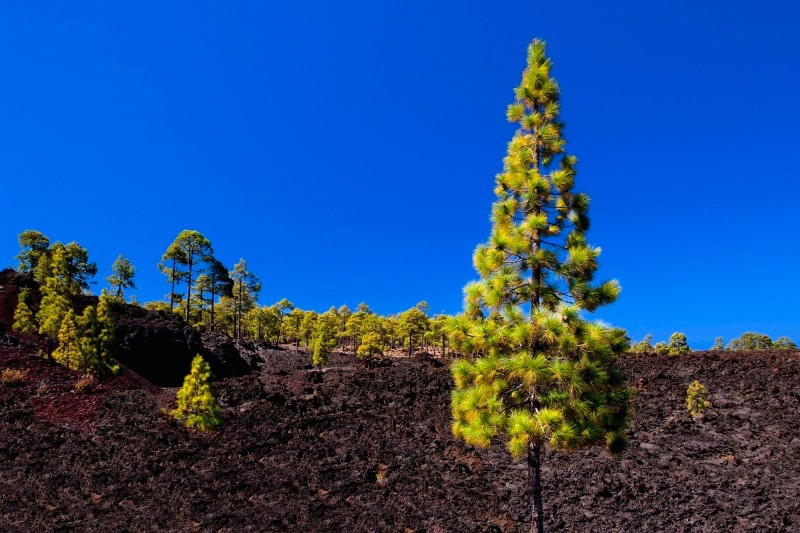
170,260,177,312
527,441,544,533
237,281,243,339
186,253,193,323
210,288,216,329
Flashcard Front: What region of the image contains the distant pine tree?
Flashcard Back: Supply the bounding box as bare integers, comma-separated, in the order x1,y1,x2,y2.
300,311,318,348
727,332,773,351
107,254,136,298
668,332,690,355
630,334,654,354
12,288,37,334
773,336,797,350
448,39,630,533
172,355,221,431
357,331,384,365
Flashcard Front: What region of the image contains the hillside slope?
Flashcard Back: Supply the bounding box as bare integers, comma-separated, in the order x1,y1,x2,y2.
1,342,799,532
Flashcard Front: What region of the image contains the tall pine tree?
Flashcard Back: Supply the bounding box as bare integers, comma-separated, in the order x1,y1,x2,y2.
164,230,213,322
159,241,187,313
107,254,136,298
449,39,630,533
230,259,261,339
37,246,72,343
207,258,233,329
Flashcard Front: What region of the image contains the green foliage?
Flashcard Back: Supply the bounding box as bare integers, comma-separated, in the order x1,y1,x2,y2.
773,336,798,350
448,39,631,513
426,314,450,356
143,300,172,312
284,308,305,347
52,309,80,369
76,305,101,373
312,309,338,366
726,332,772,351
653,341,669,355
159,241,187,313
96,291,118,373
629,334,653,354
16,230,50,274
667,332,690,355
300,310,318,347
107,254,136,298
206,258,234,328
163,230,213,322
37,246,71,339
246,306,280,342
710,337,724,351
451,314,631,457
30,240,97,293
275,299,295,341
192,273,212,325
230,259,261,338
12,289,37,333
398,303,430,354
172,355,221,431
357,331,384,363
686,381,709,417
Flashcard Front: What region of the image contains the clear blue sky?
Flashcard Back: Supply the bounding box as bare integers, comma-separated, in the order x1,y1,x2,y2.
1,1,798,348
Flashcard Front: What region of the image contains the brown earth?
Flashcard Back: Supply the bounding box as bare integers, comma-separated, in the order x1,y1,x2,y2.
1,338,799,532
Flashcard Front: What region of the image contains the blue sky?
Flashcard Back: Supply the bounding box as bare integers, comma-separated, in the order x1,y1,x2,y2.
1,1,798,348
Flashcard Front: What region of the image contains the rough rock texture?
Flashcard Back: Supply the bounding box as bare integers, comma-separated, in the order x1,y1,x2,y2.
1,343,799,532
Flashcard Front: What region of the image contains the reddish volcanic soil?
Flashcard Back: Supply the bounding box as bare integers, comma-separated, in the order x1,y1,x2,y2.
1,341,799,532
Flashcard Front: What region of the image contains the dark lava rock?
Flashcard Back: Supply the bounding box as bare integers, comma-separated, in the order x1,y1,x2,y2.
2,327,800,531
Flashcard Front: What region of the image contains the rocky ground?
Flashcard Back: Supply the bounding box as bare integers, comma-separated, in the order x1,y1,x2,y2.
1,338,799,532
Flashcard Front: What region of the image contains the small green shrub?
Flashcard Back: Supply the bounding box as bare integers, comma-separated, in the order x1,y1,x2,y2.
668,332,690,355
687,380,709,417
1,368,26,386
709,337,724,351
172,355,221,431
